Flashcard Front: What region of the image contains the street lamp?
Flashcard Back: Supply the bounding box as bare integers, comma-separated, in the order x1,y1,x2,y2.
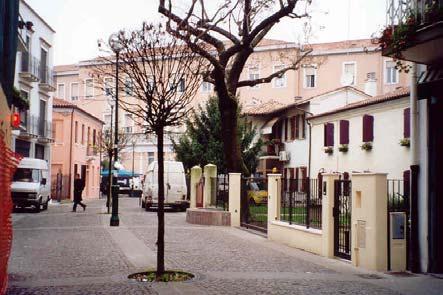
109,32,123,227
106,98,115,214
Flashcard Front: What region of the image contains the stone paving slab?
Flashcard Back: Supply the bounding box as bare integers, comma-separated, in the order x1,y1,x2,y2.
6,198,443,295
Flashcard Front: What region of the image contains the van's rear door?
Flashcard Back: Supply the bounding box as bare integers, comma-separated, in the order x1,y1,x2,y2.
166,162,184,203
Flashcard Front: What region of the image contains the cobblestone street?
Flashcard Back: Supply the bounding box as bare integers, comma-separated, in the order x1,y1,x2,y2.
7,198,443,295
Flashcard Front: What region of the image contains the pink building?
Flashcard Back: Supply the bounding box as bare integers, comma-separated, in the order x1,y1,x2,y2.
51,98,103,200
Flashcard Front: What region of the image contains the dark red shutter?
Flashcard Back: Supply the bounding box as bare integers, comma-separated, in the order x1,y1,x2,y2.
362,115,374,142
290,117,295,140
327,123,334,146
324,123,327,146
295,168,299,191
340,120,349,144
295,115,300,139
404,108,410,138
300,167,307,192
301,114,306,138
284,118,288,141
289,168,295,191
403,170,410,198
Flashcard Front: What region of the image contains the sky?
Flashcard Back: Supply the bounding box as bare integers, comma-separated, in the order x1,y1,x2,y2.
25,0,387,66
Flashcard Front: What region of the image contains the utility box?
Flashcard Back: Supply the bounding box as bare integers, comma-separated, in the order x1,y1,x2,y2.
389,212,407,271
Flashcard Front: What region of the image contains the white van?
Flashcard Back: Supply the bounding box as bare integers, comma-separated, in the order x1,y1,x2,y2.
11,157,51,212
142,161,188,211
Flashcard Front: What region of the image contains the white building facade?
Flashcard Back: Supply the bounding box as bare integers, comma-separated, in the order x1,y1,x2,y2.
12,0,55,166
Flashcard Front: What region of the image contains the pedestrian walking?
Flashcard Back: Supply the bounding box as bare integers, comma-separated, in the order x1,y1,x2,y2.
73,173,87,212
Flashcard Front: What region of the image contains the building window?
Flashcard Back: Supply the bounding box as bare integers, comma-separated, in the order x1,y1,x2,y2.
177,78,185,93
362,114,374,142
342,62,356,85
339,120,349,145
57,83,65,99
273,64,287,88
324,123,334,147
81,124,85,145
148,152,155,165
124,113,134,133
248,65,260,89
104,77,114,97
71,82,79,101
87,126,91,146
85,79,94,98
125,78,133,96
385,60,398,84
201,81,212,92
74,121,78,143
304,66,316,88
93,129,96,146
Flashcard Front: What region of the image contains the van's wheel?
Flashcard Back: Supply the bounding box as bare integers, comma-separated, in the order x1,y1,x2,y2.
34,199,42,213
43,200,49,210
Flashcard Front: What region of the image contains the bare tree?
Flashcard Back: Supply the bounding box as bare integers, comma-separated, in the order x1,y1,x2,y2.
94,23,206,277
158,0,313,173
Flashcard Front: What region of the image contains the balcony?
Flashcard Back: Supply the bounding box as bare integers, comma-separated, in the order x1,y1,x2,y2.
36,119,54,143
383,0,443,65
19,52,40,82
39,66,56,92
15,111,38,140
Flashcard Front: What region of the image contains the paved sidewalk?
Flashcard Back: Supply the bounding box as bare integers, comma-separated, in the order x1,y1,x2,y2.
7,198,443,294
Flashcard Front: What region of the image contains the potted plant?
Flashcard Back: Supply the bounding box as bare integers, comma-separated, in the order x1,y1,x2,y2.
324,146,333,154
12,87,29,110
361,142,373,151
400,138,410,147
338,144,348,153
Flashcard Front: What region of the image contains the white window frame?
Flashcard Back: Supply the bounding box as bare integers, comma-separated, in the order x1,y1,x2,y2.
384,60,399,85
303,65,317,89
248,64,260,89
342,61,357,86
70,82,79,101
104,77,114,97
84,78,94,99
201,81,212,92
57,83,65,99
273,64,287,88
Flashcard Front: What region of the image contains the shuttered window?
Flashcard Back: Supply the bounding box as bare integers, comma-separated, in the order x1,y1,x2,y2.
339,120,349,144
295,115,300,138
324,123,334,147
362,114,374,142
290,116,296,140
284,118,289,141
301,114,306,139
404,108,410,138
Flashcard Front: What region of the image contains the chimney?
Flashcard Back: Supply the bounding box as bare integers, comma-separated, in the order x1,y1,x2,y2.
364,72,377,96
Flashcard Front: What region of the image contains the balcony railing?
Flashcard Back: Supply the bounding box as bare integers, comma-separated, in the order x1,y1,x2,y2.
20,52,40,82
35,118,53,142
387,0,443,28
39,66,56,92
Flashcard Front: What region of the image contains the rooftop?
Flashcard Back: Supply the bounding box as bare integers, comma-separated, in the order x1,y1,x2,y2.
53,97,104,124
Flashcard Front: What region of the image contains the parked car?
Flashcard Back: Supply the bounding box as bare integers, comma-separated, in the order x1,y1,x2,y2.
142,161,189,211
11,157,50,212
247,180,268,205
100,169,142,197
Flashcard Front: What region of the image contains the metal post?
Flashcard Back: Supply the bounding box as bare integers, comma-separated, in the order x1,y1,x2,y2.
132,140,135,198
110,51,120,227
107,105,113,214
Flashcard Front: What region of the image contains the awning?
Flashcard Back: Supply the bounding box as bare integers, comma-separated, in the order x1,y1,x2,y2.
418,67,443,99
261,117,279,135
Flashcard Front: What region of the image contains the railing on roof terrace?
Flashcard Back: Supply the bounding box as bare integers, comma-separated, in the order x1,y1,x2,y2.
387,0,443,28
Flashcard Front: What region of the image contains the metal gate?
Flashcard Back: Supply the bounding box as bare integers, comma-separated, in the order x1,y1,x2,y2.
240,177,268,233
387,178,410,270
334,179,352,260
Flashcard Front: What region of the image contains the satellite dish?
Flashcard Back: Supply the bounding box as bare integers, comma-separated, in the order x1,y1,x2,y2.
341,73,354,86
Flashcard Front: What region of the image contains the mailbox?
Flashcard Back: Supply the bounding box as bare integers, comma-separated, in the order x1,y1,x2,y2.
389,212,407,271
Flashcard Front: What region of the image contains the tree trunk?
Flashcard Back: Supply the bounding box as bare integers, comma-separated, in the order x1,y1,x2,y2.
156,127,165,277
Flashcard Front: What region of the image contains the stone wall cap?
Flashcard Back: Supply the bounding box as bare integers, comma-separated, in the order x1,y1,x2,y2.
351,172,389,176
321,173,342,176
191,166,202,170
204,164,217,167
267,174,282,177
228,172,242,175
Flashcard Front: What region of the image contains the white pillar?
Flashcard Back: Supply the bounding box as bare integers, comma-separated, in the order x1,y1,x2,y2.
229,173,241,227
190,166,202,209
321,173,340,258
267,174,281,226
203,164,217,207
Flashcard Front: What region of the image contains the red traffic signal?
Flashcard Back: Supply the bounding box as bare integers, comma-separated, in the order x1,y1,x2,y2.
11,112,20,128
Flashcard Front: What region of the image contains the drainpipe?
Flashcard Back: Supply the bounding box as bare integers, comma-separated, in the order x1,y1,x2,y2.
410,62,420,273
68,109,74,200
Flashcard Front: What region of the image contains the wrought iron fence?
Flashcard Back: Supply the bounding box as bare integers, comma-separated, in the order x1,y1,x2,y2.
241,177,268,232
280,178,321,229
215,174,229,210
